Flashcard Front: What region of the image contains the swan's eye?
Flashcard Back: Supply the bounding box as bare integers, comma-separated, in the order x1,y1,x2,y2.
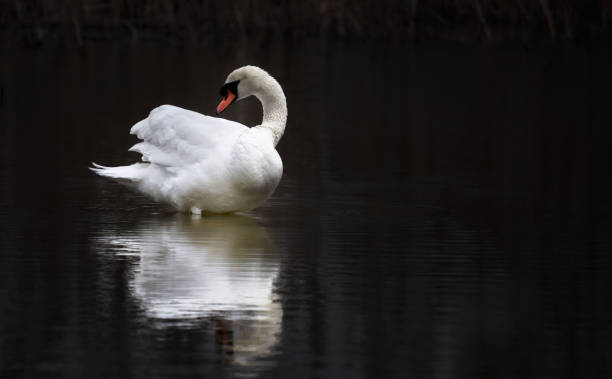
219,80,240,98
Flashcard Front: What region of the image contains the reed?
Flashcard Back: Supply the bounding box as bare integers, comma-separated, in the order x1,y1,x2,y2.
1,0,611,46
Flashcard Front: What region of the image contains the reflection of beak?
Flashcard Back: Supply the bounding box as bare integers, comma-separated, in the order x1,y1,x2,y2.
216,91,236,115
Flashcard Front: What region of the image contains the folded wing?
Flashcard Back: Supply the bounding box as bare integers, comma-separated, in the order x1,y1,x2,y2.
129,104,247,168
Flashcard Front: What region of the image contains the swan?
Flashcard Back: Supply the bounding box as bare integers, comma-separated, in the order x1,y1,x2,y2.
91,65,287,214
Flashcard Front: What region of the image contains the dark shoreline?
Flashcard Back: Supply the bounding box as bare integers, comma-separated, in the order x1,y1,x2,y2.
2,1,612,48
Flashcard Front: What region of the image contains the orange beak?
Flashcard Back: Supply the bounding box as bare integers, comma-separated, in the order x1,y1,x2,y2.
216,91,236,115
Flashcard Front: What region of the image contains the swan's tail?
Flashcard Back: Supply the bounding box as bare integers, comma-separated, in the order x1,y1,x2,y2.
90,162,147,183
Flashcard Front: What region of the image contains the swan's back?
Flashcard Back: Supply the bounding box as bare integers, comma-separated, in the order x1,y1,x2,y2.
130,105,247,167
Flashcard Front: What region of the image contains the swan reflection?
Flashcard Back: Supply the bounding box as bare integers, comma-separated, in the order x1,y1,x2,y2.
99,214,281,366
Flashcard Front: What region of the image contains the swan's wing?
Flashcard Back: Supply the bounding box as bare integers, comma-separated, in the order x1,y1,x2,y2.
129,105,247,167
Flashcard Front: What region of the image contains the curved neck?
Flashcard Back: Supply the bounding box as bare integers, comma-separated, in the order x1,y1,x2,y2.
254,79,287,147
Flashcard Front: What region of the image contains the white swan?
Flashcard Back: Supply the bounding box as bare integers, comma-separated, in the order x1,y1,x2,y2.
91,66,287,214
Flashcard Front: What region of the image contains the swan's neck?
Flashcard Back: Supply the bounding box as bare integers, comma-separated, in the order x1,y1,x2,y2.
254,79,287,147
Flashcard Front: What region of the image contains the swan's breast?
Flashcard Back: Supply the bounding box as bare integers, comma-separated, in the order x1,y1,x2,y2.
230,130,283,197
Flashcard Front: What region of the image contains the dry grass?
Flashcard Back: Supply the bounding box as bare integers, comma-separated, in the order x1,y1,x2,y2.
1,0,611,46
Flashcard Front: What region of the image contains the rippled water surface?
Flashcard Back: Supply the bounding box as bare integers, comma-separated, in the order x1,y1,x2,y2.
1,42,612,378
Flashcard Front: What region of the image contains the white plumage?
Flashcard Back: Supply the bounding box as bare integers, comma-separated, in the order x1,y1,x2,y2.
92,66,287,214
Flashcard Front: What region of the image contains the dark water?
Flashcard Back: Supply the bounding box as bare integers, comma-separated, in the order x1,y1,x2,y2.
1,41,612,378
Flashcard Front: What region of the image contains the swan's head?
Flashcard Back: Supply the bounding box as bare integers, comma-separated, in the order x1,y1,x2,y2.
216,66,274,115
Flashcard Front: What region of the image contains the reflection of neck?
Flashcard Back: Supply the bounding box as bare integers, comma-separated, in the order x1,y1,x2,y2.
255,79,287,147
